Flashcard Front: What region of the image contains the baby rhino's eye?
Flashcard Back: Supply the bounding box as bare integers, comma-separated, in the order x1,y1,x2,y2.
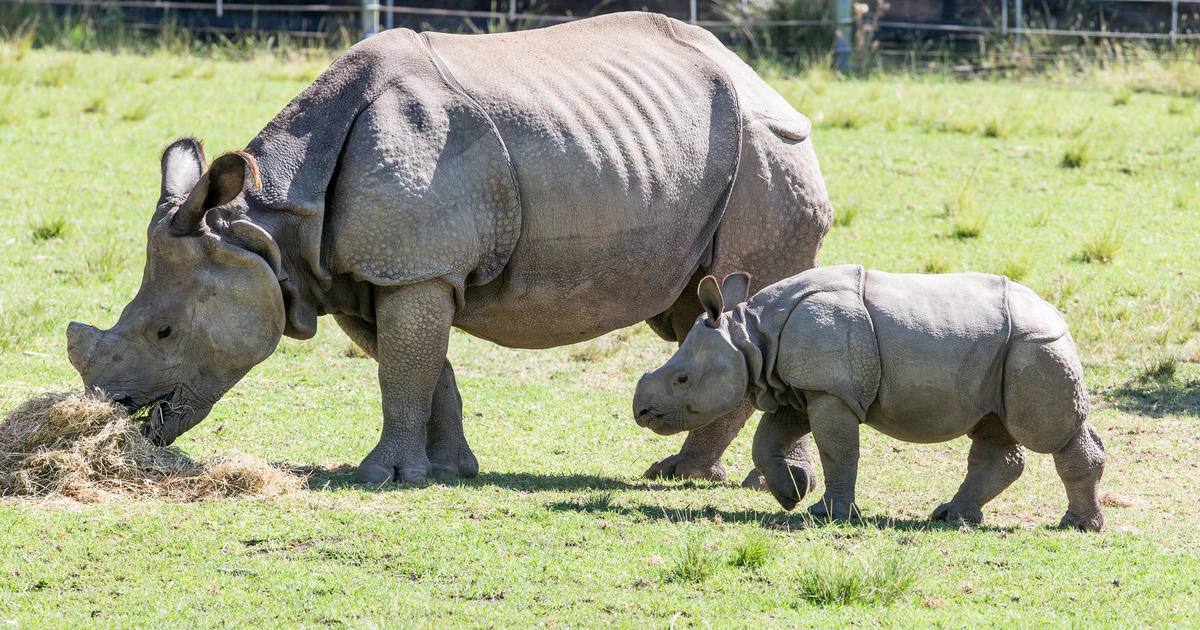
676,374,688,384
157,325,172,340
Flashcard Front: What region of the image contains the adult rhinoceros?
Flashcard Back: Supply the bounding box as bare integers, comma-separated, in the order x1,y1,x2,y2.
65,12,832,484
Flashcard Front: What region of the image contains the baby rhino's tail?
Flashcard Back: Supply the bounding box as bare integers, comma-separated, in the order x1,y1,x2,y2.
999,282,1089,455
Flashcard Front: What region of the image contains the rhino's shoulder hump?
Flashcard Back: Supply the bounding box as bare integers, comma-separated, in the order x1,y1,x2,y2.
764,265,881,420
325,46,521,296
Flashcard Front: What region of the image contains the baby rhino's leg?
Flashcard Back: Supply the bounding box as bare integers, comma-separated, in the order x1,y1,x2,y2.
932,415,1025,525
805,392,862,520
1002,326,1102,531
1053,421,1105,532
752,406,816,510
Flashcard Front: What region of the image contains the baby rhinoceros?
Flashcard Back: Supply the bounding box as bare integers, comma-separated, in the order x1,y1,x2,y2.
633,265,1105,531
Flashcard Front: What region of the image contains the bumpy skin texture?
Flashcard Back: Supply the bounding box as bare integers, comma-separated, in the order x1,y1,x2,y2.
636,265,1105,530
66,13,832,485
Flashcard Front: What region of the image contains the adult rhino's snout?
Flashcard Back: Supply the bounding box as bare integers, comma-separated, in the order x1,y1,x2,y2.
65,321,102,379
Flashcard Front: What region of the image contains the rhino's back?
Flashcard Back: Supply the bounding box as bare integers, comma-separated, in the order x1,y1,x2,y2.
426,14,743,344
861,270,1010,442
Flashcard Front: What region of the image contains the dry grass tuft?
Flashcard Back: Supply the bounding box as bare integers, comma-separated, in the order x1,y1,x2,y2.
1100,492,1135,508
0,391,303,501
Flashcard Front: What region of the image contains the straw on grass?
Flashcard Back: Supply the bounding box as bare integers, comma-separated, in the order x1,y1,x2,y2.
0,391,303,501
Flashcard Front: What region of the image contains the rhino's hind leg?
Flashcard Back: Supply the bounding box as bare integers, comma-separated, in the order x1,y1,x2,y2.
1053,421,1105,532
356,281,456,484
931,415,1025,526
752,406,817,511
1001,327,1100,530
427,359,479,479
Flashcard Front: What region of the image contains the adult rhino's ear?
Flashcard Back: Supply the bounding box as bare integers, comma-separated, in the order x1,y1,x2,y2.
719,272,751,310
171,151,261,236
697,275,723,327
159,137,206,205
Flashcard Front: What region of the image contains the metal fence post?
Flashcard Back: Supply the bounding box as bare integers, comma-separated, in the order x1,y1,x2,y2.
1000,0,1007,36
1171,0,1179,45
1014,0,1022,48
361,0,378,38
689,0,696,24
508,0,516,23
216,0,223,18
835,0,851,73
385,0,393,30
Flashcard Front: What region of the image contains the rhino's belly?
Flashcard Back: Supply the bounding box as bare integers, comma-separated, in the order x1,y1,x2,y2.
453,236,697,348
863,398,987,444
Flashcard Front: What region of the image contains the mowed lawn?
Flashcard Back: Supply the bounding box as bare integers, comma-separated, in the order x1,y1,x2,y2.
1,45,1199,627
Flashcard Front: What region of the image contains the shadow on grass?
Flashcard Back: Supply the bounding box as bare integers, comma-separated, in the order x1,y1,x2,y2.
1100,377,1200,418
289,466,708,493
544,498,1019,533
287,464,1025,533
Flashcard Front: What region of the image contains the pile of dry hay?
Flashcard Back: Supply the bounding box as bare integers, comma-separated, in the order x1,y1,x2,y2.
0,391,304,501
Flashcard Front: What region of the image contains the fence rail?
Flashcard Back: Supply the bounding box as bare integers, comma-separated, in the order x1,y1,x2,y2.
9,0,1200,57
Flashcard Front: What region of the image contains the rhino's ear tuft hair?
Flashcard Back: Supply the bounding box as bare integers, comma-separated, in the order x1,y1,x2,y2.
159,137,206,205
172,151,260,236
697,275,723,327
719,272,751,311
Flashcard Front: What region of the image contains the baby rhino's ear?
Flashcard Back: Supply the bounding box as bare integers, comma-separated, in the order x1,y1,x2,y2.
697,275,723,327
719,272,751,309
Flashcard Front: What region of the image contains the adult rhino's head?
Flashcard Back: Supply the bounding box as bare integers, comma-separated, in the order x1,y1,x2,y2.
633,273,751,435
66,138,287,445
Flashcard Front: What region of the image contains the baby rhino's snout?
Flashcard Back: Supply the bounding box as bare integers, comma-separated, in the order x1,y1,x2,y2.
633,371,682,435
633,373,657,427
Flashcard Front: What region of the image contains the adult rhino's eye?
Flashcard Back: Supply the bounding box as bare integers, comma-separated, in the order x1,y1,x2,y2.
157,326,172,340
676,374,688,385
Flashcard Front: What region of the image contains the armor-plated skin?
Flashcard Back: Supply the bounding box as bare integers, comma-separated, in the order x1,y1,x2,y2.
634,266,1106,531
64,13,833,485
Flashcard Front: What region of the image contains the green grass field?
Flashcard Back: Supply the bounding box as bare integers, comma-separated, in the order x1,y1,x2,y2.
1,43,1199,627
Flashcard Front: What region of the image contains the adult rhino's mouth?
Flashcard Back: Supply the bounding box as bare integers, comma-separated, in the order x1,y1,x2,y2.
134,387,212,447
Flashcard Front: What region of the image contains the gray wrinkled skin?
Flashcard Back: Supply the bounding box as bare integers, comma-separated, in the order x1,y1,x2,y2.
634,265,1105,531
65,13,833,485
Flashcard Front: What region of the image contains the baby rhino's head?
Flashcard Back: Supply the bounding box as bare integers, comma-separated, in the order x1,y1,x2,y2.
634,273,751,435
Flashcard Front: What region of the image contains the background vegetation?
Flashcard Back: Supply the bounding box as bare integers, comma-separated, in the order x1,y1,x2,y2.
1,22,1199,627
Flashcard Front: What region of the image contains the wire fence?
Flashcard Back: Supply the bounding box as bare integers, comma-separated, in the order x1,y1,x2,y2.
7,0,1200,60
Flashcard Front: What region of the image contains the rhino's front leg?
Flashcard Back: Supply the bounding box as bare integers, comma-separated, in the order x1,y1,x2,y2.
806,392,862,520
356,281,455,484
752,406,817,511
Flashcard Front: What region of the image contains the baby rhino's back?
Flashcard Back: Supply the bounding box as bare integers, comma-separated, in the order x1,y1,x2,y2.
861,271,1010,442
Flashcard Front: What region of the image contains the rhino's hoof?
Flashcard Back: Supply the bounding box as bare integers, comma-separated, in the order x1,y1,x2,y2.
431,448,479,479
931,502,983,526
395,466,432,484
643,453,727,482
1059,510,1104,532
808,498,860,521
741,469,769,492
355,459,432,485
355,462,395,484
761,464,815,511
